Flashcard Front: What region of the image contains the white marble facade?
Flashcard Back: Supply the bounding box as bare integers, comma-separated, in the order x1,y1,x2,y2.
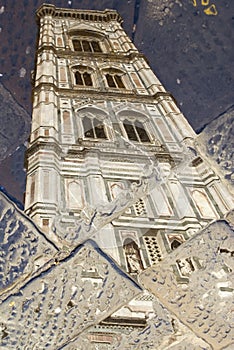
25,4,234,275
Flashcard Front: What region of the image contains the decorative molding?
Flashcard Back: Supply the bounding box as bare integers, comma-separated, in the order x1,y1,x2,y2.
140,220,234,350
36,4,123,24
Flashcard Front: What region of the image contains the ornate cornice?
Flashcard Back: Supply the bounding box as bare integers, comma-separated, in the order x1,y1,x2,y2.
36,4,123,24
32,82,175,105
153,91,178,106
26,140,62,158
37,44,143,62
62,143,172,164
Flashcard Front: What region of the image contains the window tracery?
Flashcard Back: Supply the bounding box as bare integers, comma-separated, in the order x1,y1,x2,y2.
123,119,150,142
74,70,93,87
72,39,102,53
101,66,127,89
82,115,107,139
105,73,125,88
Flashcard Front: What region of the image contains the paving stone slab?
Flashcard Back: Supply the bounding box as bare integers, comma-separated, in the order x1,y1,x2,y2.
0,191,58,298
140,220,234,350
0,241,141,349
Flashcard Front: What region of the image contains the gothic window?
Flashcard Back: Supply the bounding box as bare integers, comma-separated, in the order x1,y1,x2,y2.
72,39,102,53
83,116,107,139
105,73,125,89
123,239,143,273
74,70,93,86
123,119,150,142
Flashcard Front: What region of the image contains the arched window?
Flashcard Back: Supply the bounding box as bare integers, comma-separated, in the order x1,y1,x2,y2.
74,70,93,86
83,116,107,139
105,73,125,88
72,39,102,53
123,119,150,142
123,239,143,273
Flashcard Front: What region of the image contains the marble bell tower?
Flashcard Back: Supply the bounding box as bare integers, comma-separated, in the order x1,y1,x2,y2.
25,3,233,276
